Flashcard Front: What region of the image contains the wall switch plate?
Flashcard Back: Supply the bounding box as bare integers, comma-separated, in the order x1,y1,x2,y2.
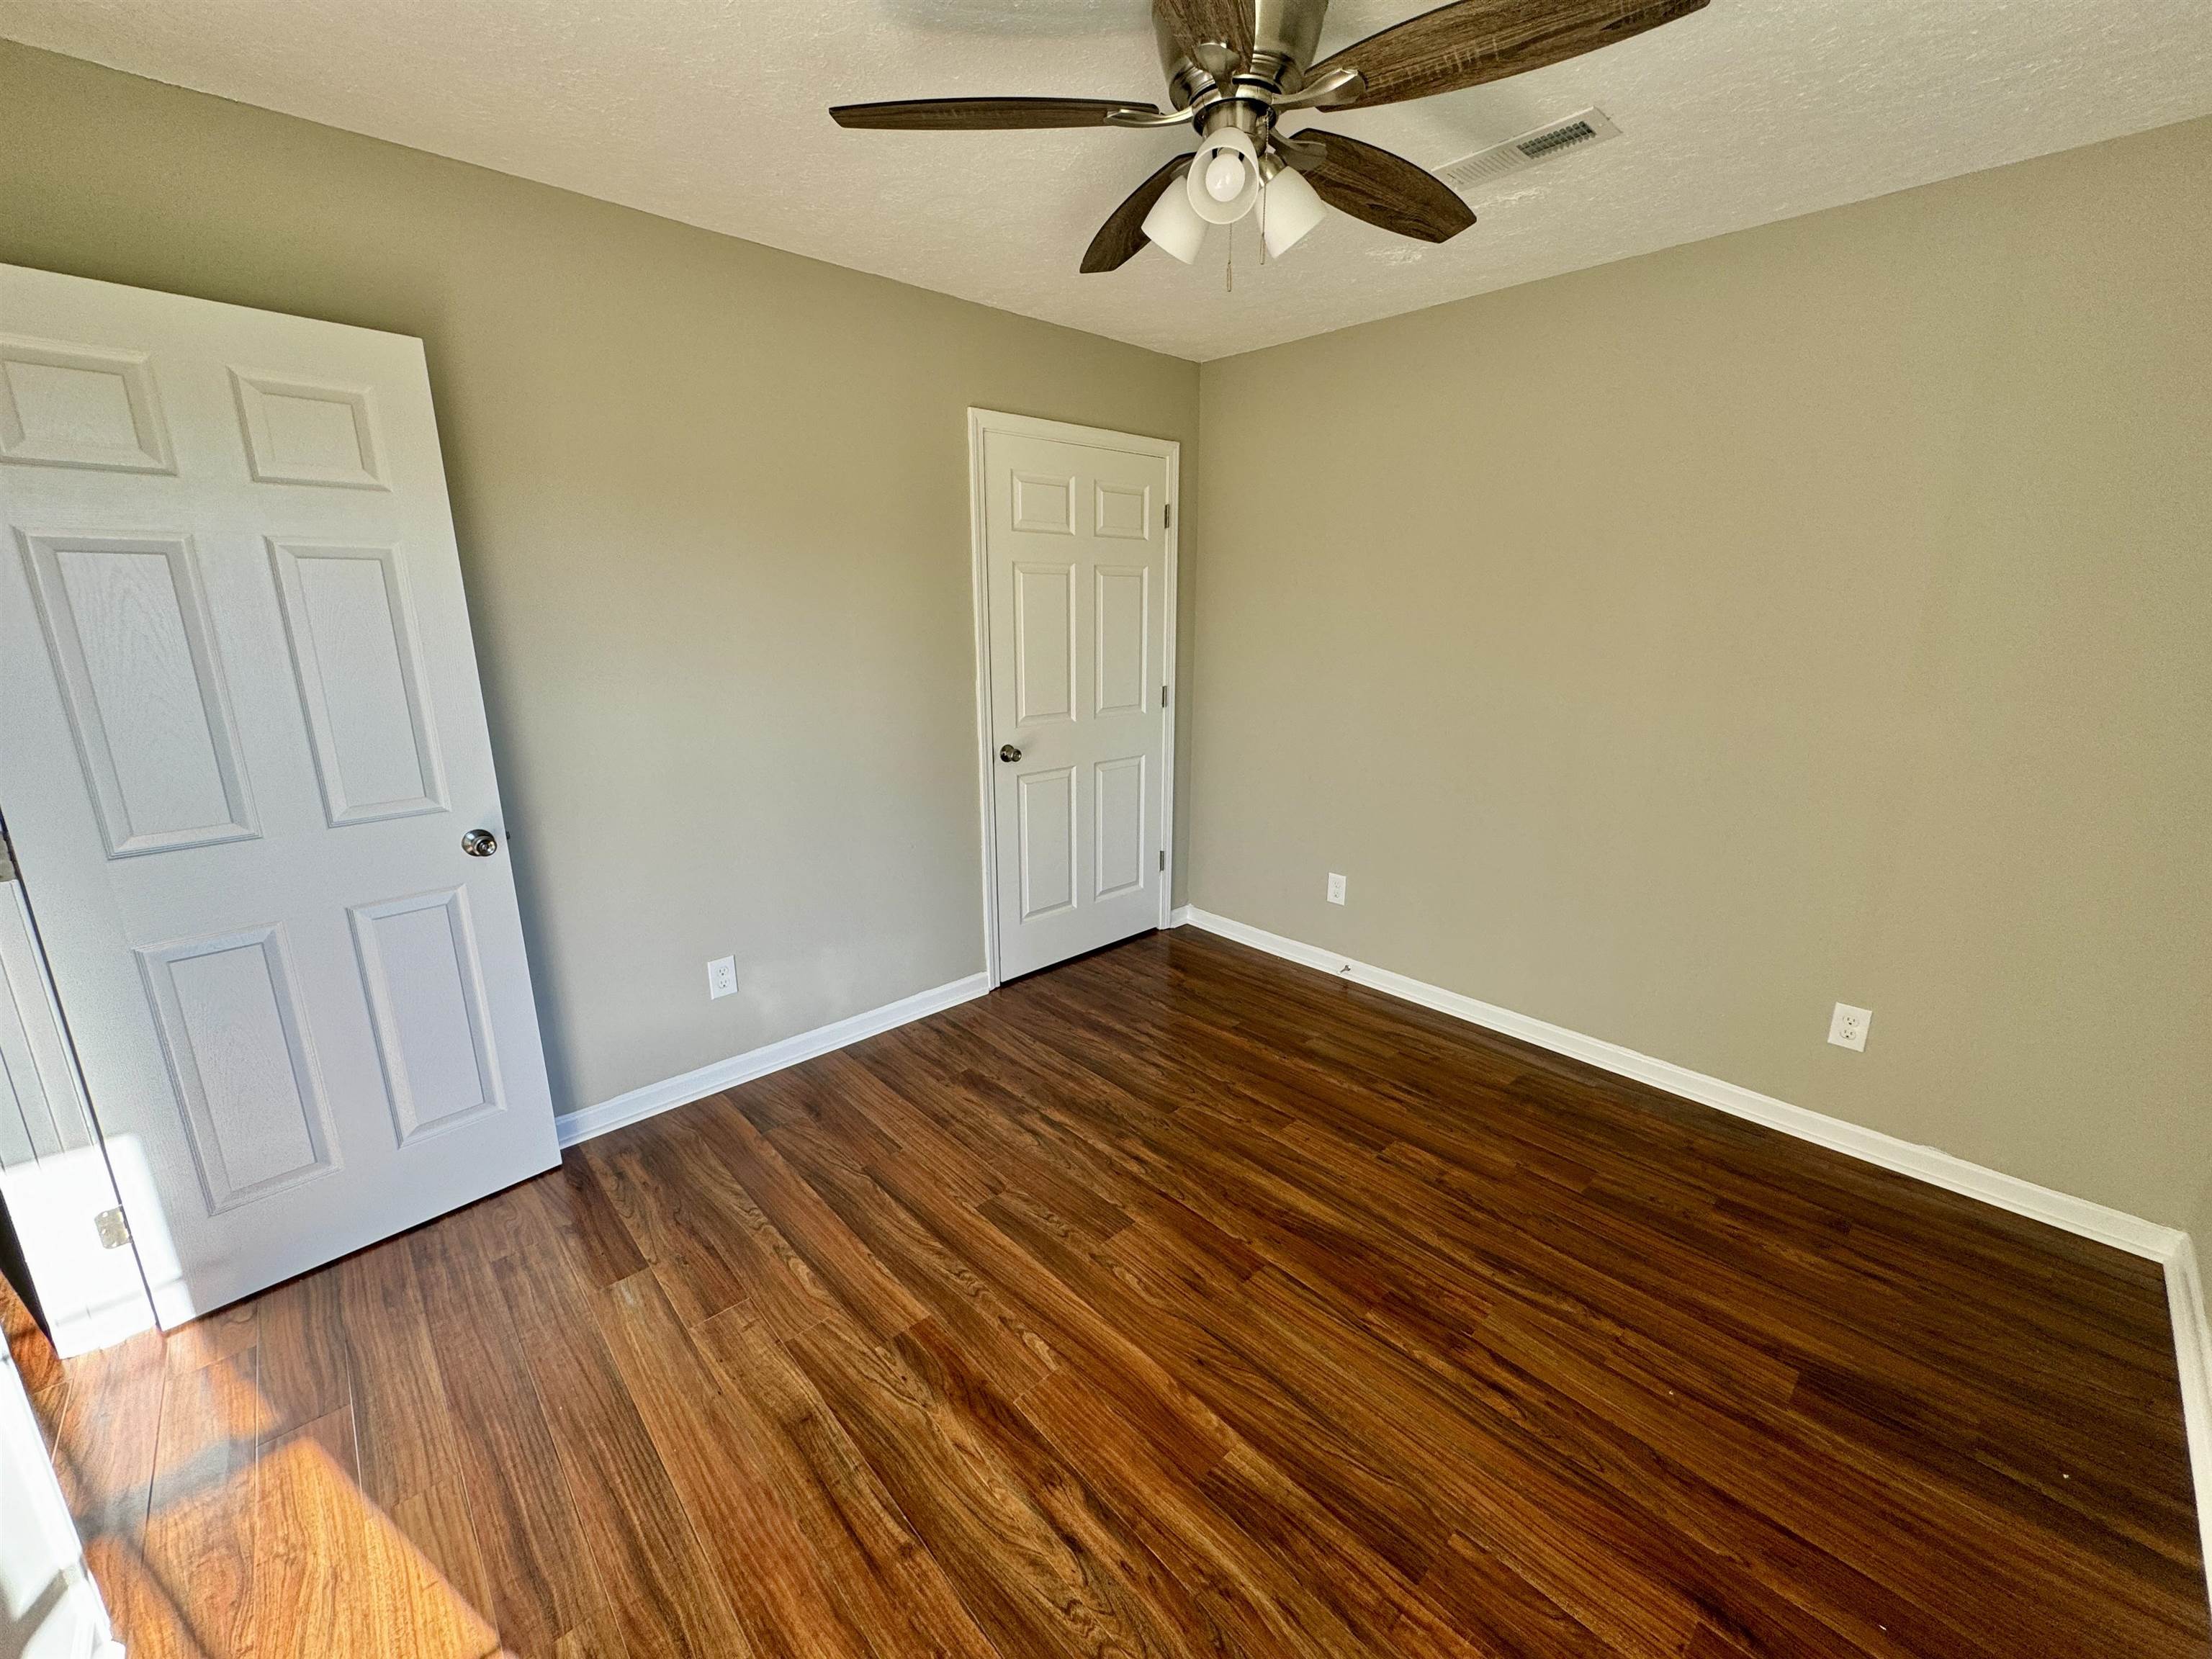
1326,873,1347,906
707,956,738,999
1827,1002,1871,1051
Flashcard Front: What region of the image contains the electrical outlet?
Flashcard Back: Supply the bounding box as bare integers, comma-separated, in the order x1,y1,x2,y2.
707,956,738,1000
1326,873,1347,906
1827,1002,1871,1052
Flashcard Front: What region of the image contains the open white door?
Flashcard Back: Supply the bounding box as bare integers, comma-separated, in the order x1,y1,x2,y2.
0,264,558,1325
974,413,1175,981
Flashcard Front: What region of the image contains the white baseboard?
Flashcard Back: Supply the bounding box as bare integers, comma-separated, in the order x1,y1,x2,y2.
1178,903,2211,1591
2167,1238,2212,1586
555,971,991,1148
1168,904,1193,927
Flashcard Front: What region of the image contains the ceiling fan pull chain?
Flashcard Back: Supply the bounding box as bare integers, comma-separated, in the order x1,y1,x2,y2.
1226,230,1234,294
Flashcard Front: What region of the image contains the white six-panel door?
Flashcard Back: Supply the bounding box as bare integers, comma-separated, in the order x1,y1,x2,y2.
0,264,557,1325
977,417,1174,981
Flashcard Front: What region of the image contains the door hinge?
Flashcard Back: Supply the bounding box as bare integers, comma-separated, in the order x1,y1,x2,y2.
1164,501,1173,531
1159,850,1166,871
94,1206,132,1249
0,817,14,884
1161,683,1170,707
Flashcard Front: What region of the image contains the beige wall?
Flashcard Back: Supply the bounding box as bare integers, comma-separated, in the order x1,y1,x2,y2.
1192,116,2212,1234
0,42,1200,1116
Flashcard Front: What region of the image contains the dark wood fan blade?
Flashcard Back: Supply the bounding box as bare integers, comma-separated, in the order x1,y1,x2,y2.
830,97,1164,130
1082,155,1197,273
1296,130,1475,243
1155,0,1255,70
1310,0,1707,109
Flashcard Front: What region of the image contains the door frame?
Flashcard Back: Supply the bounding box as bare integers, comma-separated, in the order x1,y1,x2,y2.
966,409,1180,989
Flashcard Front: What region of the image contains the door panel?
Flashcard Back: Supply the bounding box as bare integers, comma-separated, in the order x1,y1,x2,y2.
1093,565,1149,716
348,886,503,1145
0,333,174,474
135,925,337,1210
229,369,388,489
1013,562,1076,725
269,539,446,824
1017,767,1078,920
1093,755,1147,900
19,531,258,855
983,424,1172,979
0,264,558,1323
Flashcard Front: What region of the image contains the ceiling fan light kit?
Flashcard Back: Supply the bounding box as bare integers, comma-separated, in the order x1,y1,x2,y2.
1141,168,1211,263
1258,158,1328,256
829,0,1709,273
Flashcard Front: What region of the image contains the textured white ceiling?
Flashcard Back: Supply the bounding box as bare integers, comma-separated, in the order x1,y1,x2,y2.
6,0,2211,361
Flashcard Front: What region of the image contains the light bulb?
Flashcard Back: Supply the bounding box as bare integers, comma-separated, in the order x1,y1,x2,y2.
1185,127,1262,225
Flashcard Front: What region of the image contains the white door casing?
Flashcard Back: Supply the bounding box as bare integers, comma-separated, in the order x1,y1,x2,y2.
2,1339,120,1659
0,264,558,1326
0,878,156,1356
970,411,1176,982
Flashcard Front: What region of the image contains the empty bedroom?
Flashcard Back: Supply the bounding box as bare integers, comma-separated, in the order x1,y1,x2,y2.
0,2,2206,1655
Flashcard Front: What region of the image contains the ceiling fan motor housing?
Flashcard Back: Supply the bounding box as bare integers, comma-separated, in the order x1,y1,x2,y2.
1156,0,1328,98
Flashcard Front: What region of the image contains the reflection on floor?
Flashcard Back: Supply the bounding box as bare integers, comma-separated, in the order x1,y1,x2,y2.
15,927,2209,1657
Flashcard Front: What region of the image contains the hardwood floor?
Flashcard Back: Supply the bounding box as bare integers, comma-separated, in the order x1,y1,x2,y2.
22,928,2208,1658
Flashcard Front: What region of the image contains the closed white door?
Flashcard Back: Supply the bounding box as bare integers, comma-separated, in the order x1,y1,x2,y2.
0,264,557,1326
979,418,1173,980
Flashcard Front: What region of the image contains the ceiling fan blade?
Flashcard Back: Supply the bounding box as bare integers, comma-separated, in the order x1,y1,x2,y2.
1155,0,1255,71
1082,155,1197,273
1295,130,1475,243
1310,0,1707,109
830,97,1165,130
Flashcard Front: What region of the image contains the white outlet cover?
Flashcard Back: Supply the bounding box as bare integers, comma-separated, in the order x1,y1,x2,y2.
1326,873,1346,905
1827,1002,1872,1051
708,956,738,999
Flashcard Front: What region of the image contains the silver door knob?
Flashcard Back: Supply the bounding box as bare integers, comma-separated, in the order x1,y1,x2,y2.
999,744,1022,763
462,829,499,857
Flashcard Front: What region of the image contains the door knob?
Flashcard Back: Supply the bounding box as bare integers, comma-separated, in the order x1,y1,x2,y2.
999,744,1022,763
462,829,499,857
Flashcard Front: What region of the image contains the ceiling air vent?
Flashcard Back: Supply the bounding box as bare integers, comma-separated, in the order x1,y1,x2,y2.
1436,108,1621,194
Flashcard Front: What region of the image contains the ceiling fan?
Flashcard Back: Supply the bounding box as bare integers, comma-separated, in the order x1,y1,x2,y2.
831,0,1708,271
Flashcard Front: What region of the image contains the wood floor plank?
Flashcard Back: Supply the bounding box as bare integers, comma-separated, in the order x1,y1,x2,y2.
739,1066,1060,1395
784,1310,1192,1659
391,1476,500,1641
409,1195,616,1659
687,1090,931,1341
143,1345,260,1659
333,1236,469,1511
594,1269,866,1659
580,1125,763,1328
493,1196,756,1659
689,1301,1007,1659
52,927,2206,1659
251,1402,499,1658
50,1328,174,1650
253,1267,353,1443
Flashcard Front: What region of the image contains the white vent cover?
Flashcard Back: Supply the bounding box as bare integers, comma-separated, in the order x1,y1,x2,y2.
1436,108,1622,194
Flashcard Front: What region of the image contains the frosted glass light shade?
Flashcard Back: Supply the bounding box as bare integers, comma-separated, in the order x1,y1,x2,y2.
1142,177,1209,264
1186,127,1261,225
1261,164,1328,257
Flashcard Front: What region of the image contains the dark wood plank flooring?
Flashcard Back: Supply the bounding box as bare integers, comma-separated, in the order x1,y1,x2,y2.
24,928,2208,1657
